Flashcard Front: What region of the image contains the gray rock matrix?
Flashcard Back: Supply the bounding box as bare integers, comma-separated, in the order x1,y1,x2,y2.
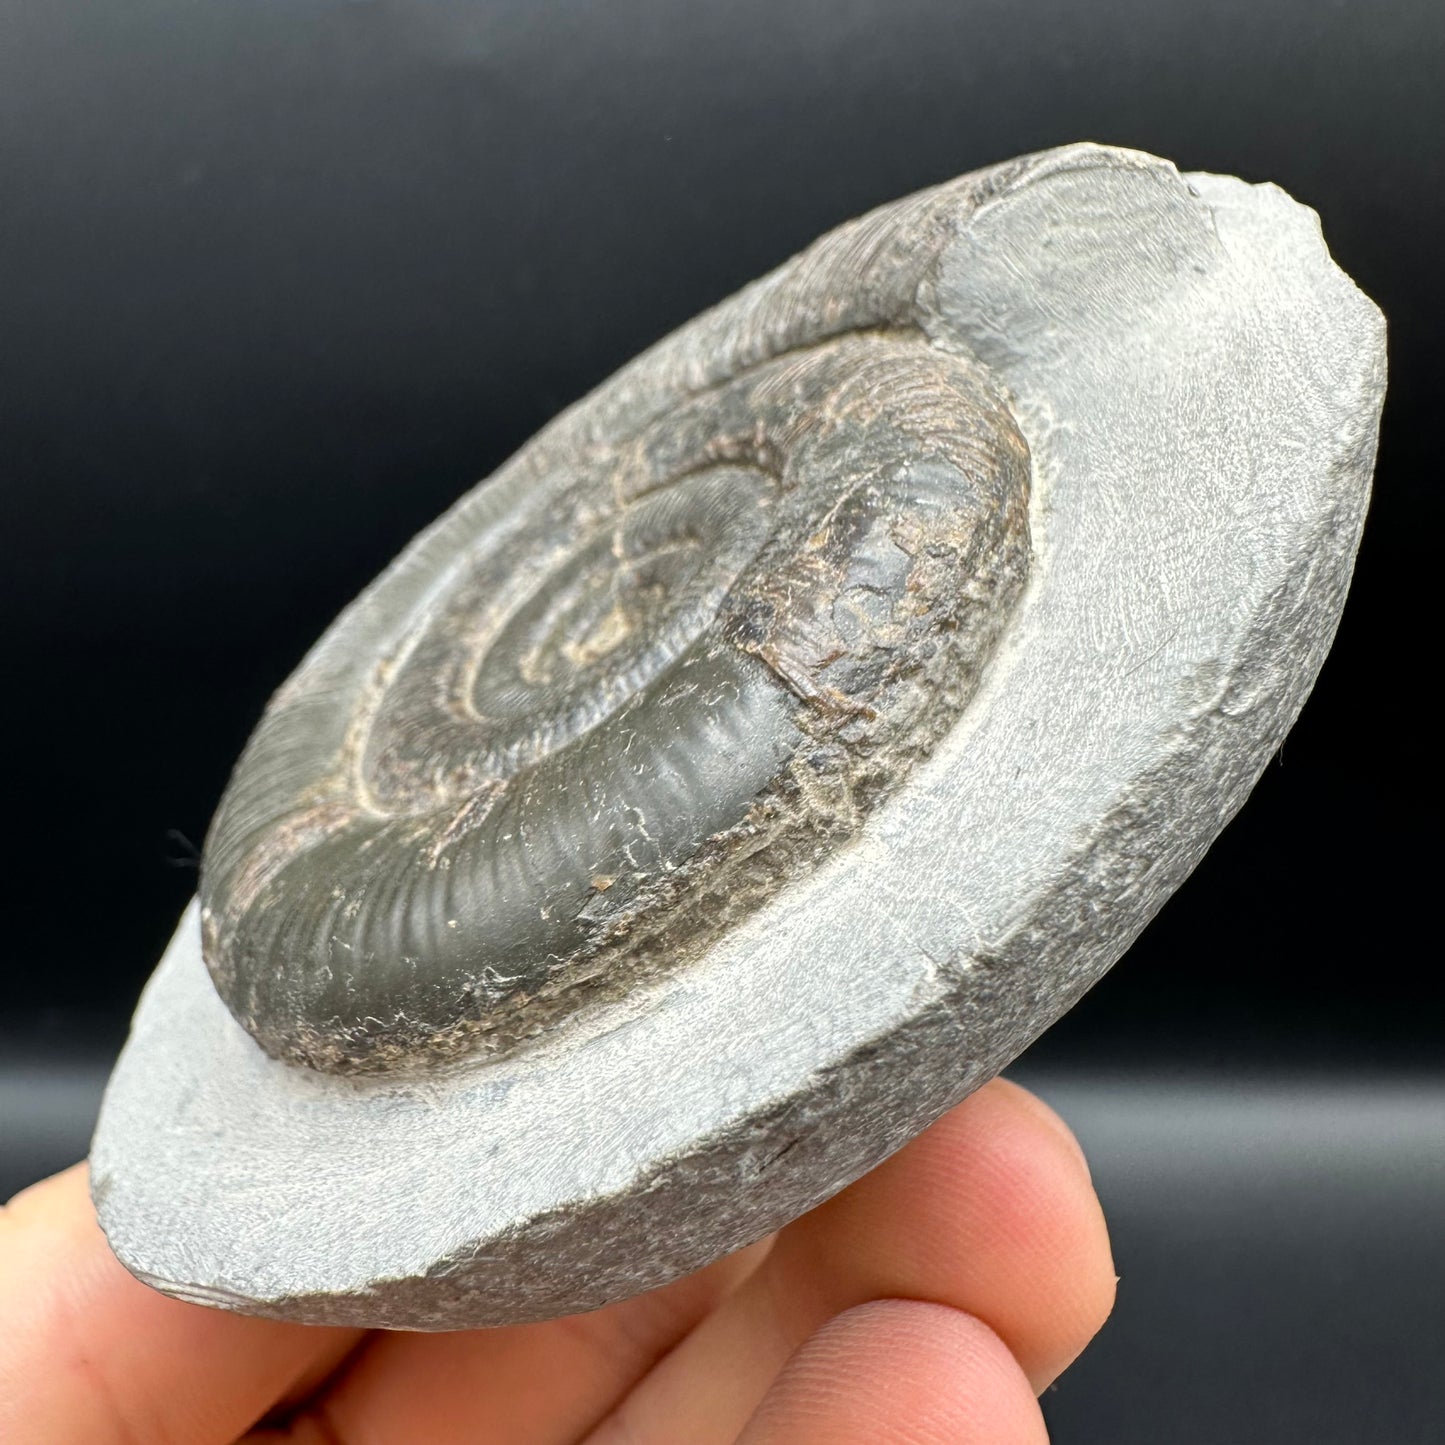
91,143,1384,1329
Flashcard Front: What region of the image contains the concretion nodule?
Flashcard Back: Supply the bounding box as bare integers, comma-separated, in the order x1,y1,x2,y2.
91,144,1384,1331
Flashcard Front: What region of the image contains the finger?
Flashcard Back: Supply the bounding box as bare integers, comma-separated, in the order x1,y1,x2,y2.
252,1332,371,1426
794,1075,1113,1385
0,1164,363,1445
737,1300,1048,1445
588,1075,1114,1444
271,1236,774,1445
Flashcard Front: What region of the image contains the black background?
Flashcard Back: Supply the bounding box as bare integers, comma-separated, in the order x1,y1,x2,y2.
1,0,1439,1061
1,2,1441,1440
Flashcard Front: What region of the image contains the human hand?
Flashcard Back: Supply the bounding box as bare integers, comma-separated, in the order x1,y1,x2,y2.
0,1077,1114,1443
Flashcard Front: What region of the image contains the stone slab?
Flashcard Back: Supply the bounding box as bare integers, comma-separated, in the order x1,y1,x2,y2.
90,145,1384,1328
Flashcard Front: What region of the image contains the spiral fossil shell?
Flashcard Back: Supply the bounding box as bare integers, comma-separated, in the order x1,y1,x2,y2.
93,145,1383,1330
202,265,1032,1073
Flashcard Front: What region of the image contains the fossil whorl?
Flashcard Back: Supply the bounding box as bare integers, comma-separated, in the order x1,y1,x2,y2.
201,185,1034,1075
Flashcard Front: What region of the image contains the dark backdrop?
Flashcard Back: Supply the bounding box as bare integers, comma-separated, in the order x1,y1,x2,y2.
1,3,1440,1440
1,0,1439,1063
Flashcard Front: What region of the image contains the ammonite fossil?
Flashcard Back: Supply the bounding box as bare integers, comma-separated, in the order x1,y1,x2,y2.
201,335,1032,1074
92,144,1384,1330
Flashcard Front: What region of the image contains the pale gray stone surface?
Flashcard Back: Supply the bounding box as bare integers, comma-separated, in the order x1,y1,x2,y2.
90,144,1384,1329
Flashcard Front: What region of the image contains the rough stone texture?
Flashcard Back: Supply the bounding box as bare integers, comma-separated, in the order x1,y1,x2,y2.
90,144,1384,1329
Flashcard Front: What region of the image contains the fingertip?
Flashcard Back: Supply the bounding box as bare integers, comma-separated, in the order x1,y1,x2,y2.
932,1077,1117,1377
738,1299,1049,1445
786,1073,1116,1392
954,1087,1117,1388
990,1076,1092,1179
0,1163,361,1445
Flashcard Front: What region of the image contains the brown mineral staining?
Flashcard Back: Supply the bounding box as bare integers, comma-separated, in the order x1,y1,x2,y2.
202,309,1030,1077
